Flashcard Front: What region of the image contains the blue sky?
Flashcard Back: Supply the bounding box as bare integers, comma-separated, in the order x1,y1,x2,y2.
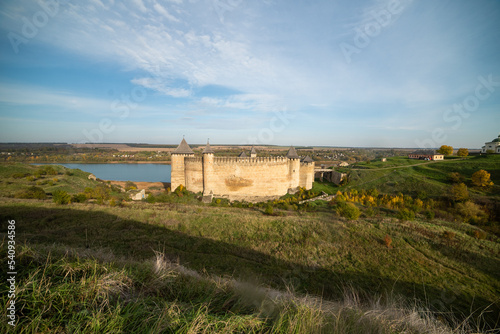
0,0,499,148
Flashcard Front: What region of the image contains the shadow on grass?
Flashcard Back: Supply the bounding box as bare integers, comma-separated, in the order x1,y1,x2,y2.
0,204,498,329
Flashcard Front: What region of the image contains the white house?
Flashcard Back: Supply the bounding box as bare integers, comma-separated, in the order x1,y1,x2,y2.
481,134,500,154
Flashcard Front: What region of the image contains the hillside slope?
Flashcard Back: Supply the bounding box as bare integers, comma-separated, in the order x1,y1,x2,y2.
1,199,498,332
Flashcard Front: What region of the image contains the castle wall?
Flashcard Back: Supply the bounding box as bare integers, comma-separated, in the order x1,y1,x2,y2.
184,157,204,193
172,154,315,201
299,162,315,189
171,153,193,190
204,157,293,198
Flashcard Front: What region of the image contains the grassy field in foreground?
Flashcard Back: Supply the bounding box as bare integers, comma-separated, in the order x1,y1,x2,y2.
1,199,499,332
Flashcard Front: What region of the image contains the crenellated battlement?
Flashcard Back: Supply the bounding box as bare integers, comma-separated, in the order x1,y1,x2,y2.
213,156,289,165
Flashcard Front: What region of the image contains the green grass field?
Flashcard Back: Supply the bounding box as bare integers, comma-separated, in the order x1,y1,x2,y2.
0,159,499,333
340,155,500,199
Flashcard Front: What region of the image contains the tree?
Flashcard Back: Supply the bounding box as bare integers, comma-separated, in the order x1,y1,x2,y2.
471,170,494,187
449,172,464,184
53,190,71,205
437,145,453,156
457,148,469,157
451,183,469,202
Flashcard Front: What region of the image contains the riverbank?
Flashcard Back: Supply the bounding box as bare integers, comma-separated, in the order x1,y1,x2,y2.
35,161,171,164
105,180,170,194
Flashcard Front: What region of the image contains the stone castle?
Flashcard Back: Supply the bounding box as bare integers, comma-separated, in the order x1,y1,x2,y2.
171,138,315,202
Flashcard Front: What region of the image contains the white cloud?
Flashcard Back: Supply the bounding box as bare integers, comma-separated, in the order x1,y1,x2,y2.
153,3,180,22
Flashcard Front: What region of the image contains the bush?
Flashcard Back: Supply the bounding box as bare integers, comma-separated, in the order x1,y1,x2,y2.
364,207,377,217
424,210,435,220
384,234,392,248
15,186,47,200
53,190,71,205
12,172,30,179
473,230,487,240
43,166,58,175
336,202,361,220
109,197,120,207
397,208,415,221
451,183,469,202
264,204,274,215
449,172,464,184
455,201,487,224
442,231,456,241
125,181,138,191
71,193,87,203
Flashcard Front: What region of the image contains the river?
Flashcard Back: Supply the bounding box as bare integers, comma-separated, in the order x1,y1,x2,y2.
36,163,171,182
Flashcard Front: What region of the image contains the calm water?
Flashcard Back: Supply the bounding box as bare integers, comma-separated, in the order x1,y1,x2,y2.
37,163,171,182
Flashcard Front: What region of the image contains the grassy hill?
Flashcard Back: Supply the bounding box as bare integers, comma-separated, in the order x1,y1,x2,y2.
0,163,99,197
1,198,499,333
0,159,499,333
339,155,500,199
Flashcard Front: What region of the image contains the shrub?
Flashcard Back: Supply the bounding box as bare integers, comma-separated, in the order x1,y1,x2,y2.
65,170,74,176
174,184,187,197
53,190,71,205
125,181,138,191
336,202,361,220
424,210,435,220
456,201,487,224
109,197,119,207
364,207,377,217
264,204,274,215
12,172,30,179
397,208,415,221
449,172,463,184
451,183,469,202
442,231,456,241
384,234,392,248
473,230,487,240
71,193,87,203
43,166,58,175
15,186,47,200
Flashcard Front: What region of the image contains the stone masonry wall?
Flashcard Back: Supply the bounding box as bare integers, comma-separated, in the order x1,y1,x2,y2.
184,157,203,193
171,153,192,190
176,155,315,201
204,157,292,198
299,162,315,189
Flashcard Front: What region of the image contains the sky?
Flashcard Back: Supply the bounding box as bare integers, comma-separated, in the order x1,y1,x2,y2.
0,0,499,148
